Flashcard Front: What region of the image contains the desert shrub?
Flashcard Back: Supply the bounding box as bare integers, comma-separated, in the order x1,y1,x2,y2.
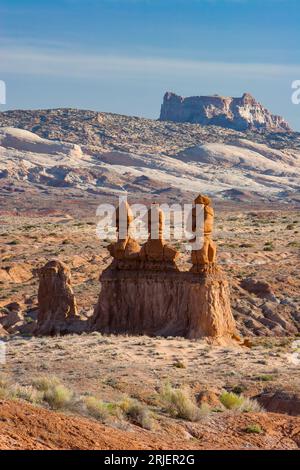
32,375,61,392
256,374,274,382
173,361,186,369
0,376,9,399
231,385,246,395
0,375,16,400
244,423,263,434
160,384,208,422
119,396,153,430
85,396,110,421
220,392,263,412
43,384,73,410
12,385,43,404
239,397,263,413
0,377,43,404
220,391,244,410
32,375,73,410
288,241,299,247
0,386,9,399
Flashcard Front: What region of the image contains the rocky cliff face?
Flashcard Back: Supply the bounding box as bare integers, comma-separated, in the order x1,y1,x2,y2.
160,92,291,132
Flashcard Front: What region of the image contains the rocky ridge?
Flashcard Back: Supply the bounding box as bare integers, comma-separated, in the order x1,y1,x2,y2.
0,109,300,206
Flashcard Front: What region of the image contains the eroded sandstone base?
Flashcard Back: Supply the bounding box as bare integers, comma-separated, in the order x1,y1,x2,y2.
91,266,238,343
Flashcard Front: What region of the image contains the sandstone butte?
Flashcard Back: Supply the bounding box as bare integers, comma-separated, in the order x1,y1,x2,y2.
35,195,240,345
159,91,291,132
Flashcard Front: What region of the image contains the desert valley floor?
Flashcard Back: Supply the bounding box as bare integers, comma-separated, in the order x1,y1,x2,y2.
1,204,300,449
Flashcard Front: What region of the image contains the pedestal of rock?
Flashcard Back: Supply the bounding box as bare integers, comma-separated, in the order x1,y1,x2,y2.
91,266,238,343
36,260,81,336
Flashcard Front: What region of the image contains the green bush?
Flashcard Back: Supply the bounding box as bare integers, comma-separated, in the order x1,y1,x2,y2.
256,374,274,382
220,391,244,409
220,391,263,412
244,424,263,434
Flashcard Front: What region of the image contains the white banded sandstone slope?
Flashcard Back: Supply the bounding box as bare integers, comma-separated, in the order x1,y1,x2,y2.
0,119,299,204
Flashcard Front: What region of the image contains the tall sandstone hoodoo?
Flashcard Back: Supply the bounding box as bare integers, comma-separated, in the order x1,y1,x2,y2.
36,260,81,335
92,196,238,343
160,92,291,132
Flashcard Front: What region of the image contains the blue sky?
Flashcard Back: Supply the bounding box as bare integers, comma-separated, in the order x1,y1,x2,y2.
1,0,300,129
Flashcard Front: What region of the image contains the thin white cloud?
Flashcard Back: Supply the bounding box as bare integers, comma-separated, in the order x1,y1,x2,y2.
1,44,299,80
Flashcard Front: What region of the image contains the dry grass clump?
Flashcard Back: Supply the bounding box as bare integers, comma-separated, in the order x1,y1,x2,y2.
0,375,42,404
32,375,74,410
0,375,10,399
118,396,153,430
32,375,61,392
43,384,73,410
12,385,43,405
84,396,111,421
84,394,153,429
160,384,209,422
2,373,153,429
220,391,263,412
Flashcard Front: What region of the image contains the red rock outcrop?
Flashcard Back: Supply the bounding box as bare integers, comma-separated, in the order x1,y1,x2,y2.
92,197,238,343
190,195,217,273
255,390,300,416
140,204,179,271
92,269,237,343
107,199,141,267
35,260,81,335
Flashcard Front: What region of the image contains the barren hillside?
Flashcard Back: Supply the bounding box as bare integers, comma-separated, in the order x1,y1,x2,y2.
0,110,300,209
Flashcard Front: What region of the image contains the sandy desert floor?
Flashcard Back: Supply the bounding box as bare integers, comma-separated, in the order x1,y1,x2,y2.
1,332,300,449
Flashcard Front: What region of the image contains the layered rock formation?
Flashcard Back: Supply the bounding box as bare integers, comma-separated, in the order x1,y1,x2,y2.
92,269,236,342
160,92,291,132
92,196,238,343
36,260,81,335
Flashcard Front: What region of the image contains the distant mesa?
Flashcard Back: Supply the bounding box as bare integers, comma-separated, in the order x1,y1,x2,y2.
159,91,292,132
